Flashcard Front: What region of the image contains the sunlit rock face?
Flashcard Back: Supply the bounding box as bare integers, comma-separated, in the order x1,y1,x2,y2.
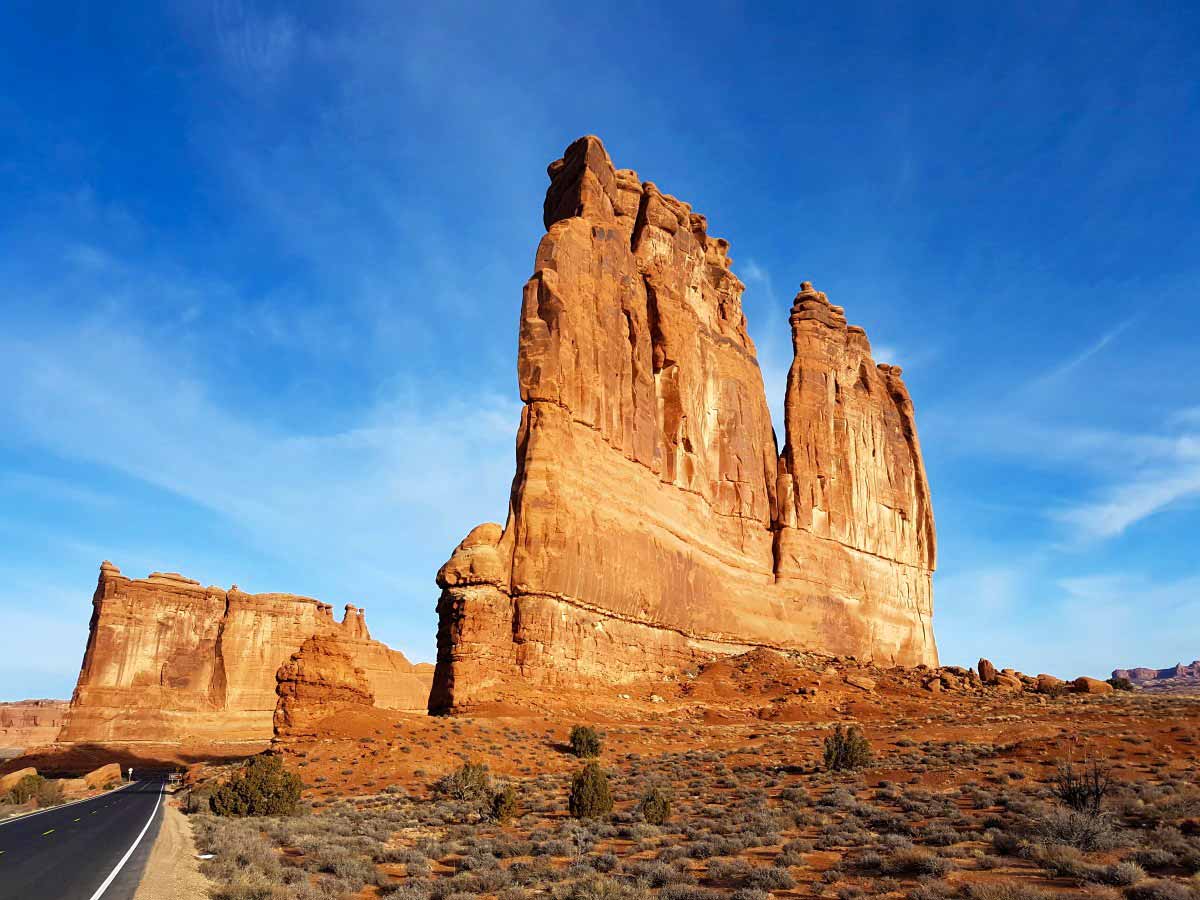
0,700,69,751
60,562,432,743
431,136,937,712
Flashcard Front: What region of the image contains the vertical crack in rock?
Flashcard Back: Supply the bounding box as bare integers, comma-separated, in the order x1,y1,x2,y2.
432,136,939,712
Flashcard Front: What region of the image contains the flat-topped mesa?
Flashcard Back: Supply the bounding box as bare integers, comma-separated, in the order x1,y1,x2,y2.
431,136,937,712
60,562,432,743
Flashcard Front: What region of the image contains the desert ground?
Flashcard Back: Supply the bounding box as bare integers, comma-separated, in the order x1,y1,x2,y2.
127,653,1200,900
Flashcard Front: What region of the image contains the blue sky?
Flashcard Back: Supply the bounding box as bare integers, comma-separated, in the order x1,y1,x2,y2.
2,1,1197,700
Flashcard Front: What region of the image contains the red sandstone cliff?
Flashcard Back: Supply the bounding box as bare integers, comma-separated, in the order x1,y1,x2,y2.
432,136,937,711
60,562,432,743
0,700,69,752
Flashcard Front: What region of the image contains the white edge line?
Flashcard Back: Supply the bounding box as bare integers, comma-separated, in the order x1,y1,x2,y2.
87,781,164,900
0,780,136,828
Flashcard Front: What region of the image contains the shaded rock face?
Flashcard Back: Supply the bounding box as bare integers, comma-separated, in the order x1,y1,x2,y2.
0,700,68,751
274,635,375,739
61,562,432,743
432,136,938,712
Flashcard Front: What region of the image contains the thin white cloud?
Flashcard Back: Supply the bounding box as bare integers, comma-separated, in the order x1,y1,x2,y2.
1031,315,1137,385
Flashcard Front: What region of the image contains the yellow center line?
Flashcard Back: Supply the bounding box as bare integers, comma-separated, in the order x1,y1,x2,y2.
73,817,81,822
42,829,54,836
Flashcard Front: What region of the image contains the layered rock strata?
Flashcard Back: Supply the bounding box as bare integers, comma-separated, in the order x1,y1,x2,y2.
0,700,69,751
61,562,431,743
432,136,937,711
274,635,376,739
1113,661,1200,693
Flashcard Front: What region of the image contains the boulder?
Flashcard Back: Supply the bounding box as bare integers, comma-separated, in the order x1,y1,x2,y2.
1035,674,1064,694
845,675,877,693
84,763,123,790
995,673,1024,692
1072,677,1114,695
978,658,998,684
0,767,36,794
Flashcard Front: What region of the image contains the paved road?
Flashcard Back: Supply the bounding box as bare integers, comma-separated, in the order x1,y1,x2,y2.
0,778,164,900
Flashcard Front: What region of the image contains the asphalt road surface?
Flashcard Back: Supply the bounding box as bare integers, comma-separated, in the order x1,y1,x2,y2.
0,778,164,900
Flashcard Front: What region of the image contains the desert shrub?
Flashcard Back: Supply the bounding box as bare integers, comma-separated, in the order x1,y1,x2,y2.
553,874,642,900
570,726,603,758
991,830,1027,856
433,762,492,804
745,866,796,890
638,786,671,825
965,883,1052,900
824,725,872,772
1105,861,1149,886
1035,807,1116,851
884,847,953,876
1108,677,1135,692
35,778,63,808
490,783,519,823
1033,843,1094,879
210,755,301,817
185,785,214,814
569,763,613,819
1054,756,1114,813
6,773,45,805
1124,880,1196,900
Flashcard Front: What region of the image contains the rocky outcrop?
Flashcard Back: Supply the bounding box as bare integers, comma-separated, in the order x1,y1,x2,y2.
432,136,938,712
978,659,998,684
1072,676,1114,695
274,635,376,739
0,767,36,794
0,700,68,751
83,763,122,790
1113,661,1200,693
60,562,432,743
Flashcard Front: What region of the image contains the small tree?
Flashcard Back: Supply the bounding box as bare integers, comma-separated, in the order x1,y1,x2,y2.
569,725,602,758
1107,677,1134,692
824,724,872,771
1053,754,1112,813
432,761,492,805
638,785,671,825
569,761,613,818
210,754,302,817
489,783,519,823
6,773,45,805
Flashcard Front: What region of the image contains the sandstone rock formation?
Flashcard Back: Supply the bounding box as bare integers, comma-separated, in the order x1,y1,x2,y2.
274,635,376,739
0,700,68,752
1072,676,1114,695
978,659,998,684
83,762,122,790
1113,661,1200,693
432,136,937,712
61,562,432,743
0,767,36,794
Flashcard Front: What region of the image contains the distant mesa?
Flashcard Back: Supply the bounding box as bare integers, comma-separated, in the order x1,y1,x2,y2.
0,700,69,758
58,561,432,744
431,135,938,713
1112,660,1200,694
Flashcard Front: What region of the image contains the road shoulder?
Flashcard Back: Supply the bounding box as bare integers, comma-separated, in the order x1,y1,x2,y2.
133,794,211,900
